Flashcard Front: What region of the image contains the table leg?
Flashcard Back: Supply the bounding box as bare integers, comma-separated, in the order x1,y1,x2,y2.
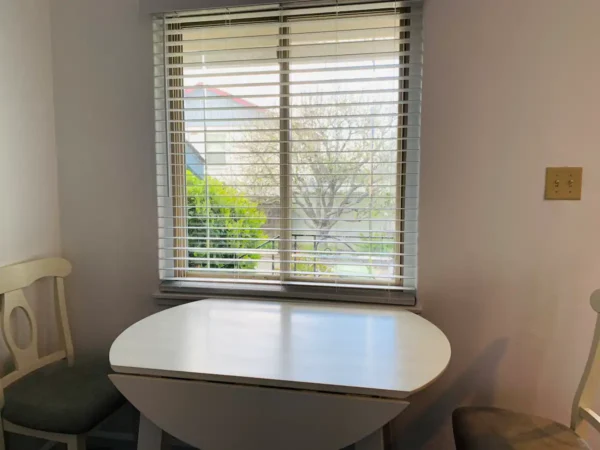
137,413,167,450
354,428,384,450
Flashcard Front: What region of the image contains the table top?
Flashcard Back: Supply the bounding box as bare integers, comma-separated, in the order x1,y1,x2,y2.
110,299,450,399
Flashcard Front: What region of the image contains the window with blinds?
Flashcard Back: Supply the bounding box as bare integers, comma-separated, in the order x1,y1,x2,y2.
154,0,422,292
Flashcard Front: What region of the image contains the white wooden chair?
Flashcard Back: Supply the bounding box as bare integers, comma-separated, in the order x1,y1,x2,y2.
453,289,600,449
0,258,124,450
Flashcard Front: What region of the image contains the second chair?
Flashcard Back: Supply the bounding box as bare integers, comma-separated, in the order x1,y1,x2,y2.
452,290,600,449
0,258,126,450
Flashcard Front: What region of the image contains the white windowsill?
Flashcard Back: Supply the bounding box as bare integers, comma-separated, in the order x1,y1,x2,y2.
156,281,420,312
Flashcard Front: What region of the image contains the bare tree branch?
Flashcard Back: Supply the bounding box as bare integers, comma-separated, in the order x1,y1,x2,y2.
235,93,397,241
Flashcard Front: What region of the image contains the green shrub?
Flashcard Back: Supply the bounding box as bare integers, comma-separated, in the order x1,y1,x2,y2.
186,171,268,270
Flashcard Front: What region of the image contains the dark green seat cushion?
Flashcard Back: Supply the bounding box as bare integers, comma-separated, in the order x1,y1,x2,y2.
3,358,125,434
453,407,590,450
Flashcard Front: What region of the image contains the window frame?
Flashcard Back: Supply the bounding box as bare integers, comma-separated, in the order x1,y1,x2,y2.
158,2,420,302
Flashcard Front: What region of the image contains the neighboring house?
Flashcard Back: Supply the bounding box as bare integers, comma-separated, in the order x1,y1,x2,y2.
184,83,266,176
185,142,205,179
185,83,265,125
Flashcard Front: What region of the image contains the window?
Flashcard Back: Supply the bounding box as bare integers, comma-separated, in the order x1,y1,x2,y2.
154,0,422,300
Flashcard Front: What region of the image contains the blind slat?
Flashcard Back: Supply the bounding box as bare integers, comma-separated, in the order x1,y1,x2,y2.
157,138,420,144
157,63,421,79
161,246,415,256
174,88,418,99
164,76,420,91
161,226,411,233
160,25,421,44
157,215,413,222
164,53,419,69
164,9,421,25
161,161,417,167
157,149,418,156
175,267,411,279
165,257,408,268
157,101,420,111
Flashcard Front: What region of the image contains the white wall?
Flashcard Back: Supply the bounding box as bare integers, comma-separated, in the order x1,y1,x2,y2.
49,0,600,448
0,0,60,266
392,0,600,448
50,0,158,352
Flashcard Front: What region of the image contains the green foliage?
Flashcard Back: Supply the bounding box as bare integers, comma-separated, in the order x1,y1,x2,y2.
293,259,332,275
354,232,395,255
186,171,268,270
291,240,333,276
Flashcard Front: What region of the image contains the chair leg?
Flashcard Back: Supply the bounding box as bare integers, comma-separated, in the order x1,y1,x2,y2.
67,435,86,450
355,428,384,450
0,419,6,450
138,413,168,450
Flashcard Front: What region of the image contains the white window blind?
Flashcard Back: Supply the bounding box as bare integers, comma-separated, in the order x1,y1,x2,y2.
154,0,422,293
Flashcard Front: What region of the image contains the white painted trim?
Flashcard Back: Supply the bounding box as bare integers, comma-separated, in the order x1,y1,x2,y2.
0,258,71,297
3,420,75,444
355,429,384,450
138,414,168,450
579,407,600,434
571,290,600,435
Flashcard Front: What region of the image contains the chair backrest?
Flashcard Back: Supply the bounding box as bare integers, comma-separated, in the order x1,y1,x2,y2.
571,289,600,434
0,258,74,408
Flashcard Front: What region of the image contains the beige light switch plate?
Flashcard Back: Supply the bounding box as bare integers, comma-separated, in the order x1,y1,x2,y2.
545,167,582,200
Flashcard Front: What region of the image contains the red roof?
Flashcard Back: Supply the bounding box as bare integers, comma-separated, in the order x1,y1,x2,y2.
185,82,259,108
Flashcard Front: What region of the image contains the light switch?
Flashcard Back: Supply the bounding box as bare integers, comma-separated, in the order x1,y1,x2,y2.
545,167,582,200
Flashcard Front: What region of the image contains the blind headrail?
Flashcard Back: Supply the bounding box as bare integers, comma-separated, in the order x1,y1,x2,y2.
143,0,421,16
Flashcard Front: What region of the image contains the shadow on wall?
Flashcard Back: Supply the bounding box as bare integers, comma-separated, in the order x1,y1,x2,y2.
393,338,509,450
